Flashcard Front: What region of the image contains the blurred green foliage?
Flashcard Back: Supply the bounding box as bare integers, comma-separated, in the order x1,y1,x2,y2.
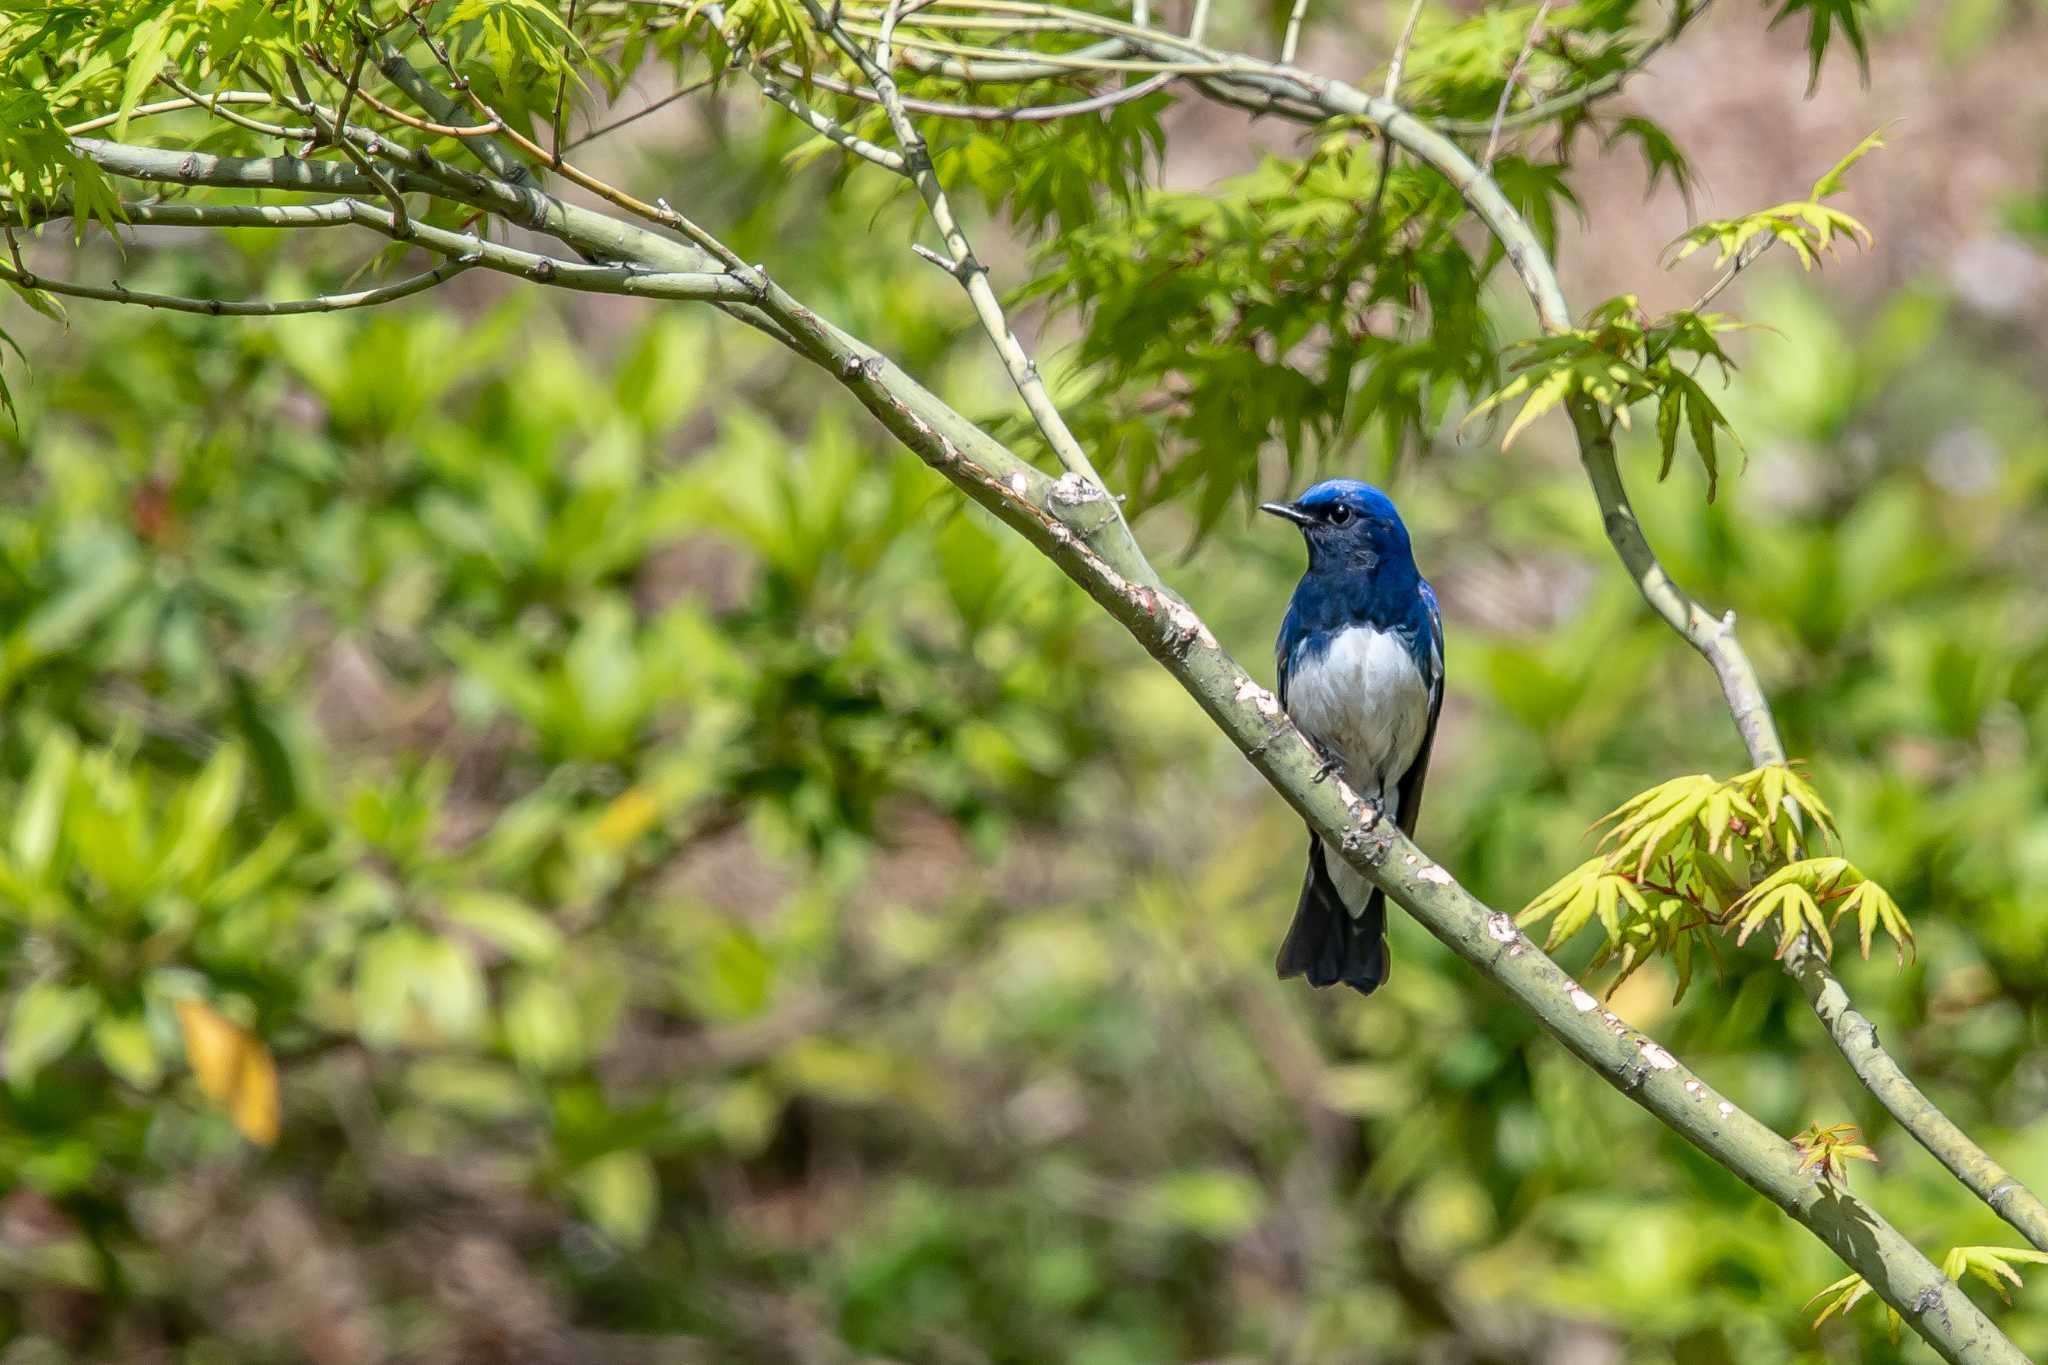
2,0,2048,1361
4,232,2048,1360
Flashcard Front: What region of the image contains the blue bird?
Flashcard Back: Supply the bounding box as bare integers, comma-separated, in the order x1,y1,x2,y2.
1262,480,1444,996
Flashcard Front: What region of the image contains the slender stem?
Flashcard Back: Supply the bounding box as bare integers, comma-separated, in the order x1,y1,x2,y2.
64,91,299,137
301,54,505,136
837,21,1231,71
1279,0,1311,63
743,63,908,169
773,60,1170,121
374,32,543,194
1785,938,2048,1252
1689,234,1776,315
564,71,718,149
635,0,1140,80
283,55,412,236
325,16,375,160
553,0,578,162
1385,0,1426,99
1347,0,1427,287
1483,0,1551,170
0,257,474,315
793,0,1149,568
897,35,1134,80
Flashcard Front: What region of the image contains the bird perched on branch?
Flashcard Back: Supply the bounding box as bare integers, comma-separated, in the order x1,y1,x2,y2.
1262,481,1443,996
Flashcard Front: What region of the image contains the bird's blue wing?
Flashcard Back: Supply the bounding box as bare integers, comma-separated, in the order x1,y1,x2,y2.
1274,601,1301,713
1392,582,1445,839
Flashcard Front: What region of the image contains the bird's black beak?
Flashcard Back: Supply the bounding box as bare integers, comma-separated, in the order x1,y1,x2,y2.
1260,501,1313,527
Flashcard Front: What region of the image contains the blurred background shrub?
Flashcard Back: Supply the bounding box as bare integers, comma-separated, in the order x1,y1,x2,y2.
3,1,2048,1362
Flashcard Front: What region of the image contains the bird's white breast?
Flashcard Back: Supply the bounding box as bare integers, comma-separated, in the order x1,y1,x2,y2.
1287,624,1433,915
1286,624,1432,810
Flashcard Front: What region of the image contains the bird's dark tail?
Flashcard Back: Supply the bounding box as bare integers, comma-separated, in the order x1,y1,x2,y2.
1276,836,1388,996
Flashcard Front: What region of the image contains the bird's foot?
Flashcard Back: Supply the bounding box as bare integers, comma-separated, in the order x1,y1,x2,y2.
1309,746,1346,785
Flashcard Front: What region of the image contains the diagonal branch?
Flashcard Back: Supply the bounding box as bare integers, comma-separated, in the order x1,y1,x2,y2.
746,65,908,169
380,24,541,193
1785,937,2048,1250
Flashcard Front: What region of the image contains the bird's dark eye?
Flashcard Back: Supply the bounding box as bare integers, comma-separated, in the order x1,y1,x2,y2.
1327,505,1353,526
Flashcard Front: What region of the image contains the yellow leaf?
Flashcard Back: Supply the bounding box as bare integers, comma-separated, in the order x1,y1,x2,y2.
592,786,659,851
176,999,280,1146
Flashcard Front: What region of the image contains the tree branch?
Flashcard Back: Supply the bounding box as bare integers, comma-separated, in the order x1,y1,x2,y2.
0,255,474,315
64,90,306,138
372,31,546,197
770,59,1173,121
747,64,909,171
16,176,753,307
1278,0,1311,64
1785,937,2048,1251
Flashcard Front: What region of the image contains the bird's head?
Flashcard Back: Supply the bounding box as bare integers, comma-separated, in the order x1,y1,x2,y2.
1261,480,1413,576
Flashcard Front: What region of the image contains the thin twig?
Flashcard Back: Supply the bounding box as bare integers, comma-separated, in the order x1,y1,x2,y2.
0,257,474,315
326,11,376,159
564,72,717,150
380,24,542,192
775,61,1169,120
1483,0,1552,170
554,0,579,163
1279,0,1310,63
795,0,1129,506
1689,234,1774,313
748,66,909,169
157,77,322,141
284,54,412,236
1385,0,1426,99
1355,0,1426,254
836,22,1229,71
301,51,506,136
64,91,296,137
